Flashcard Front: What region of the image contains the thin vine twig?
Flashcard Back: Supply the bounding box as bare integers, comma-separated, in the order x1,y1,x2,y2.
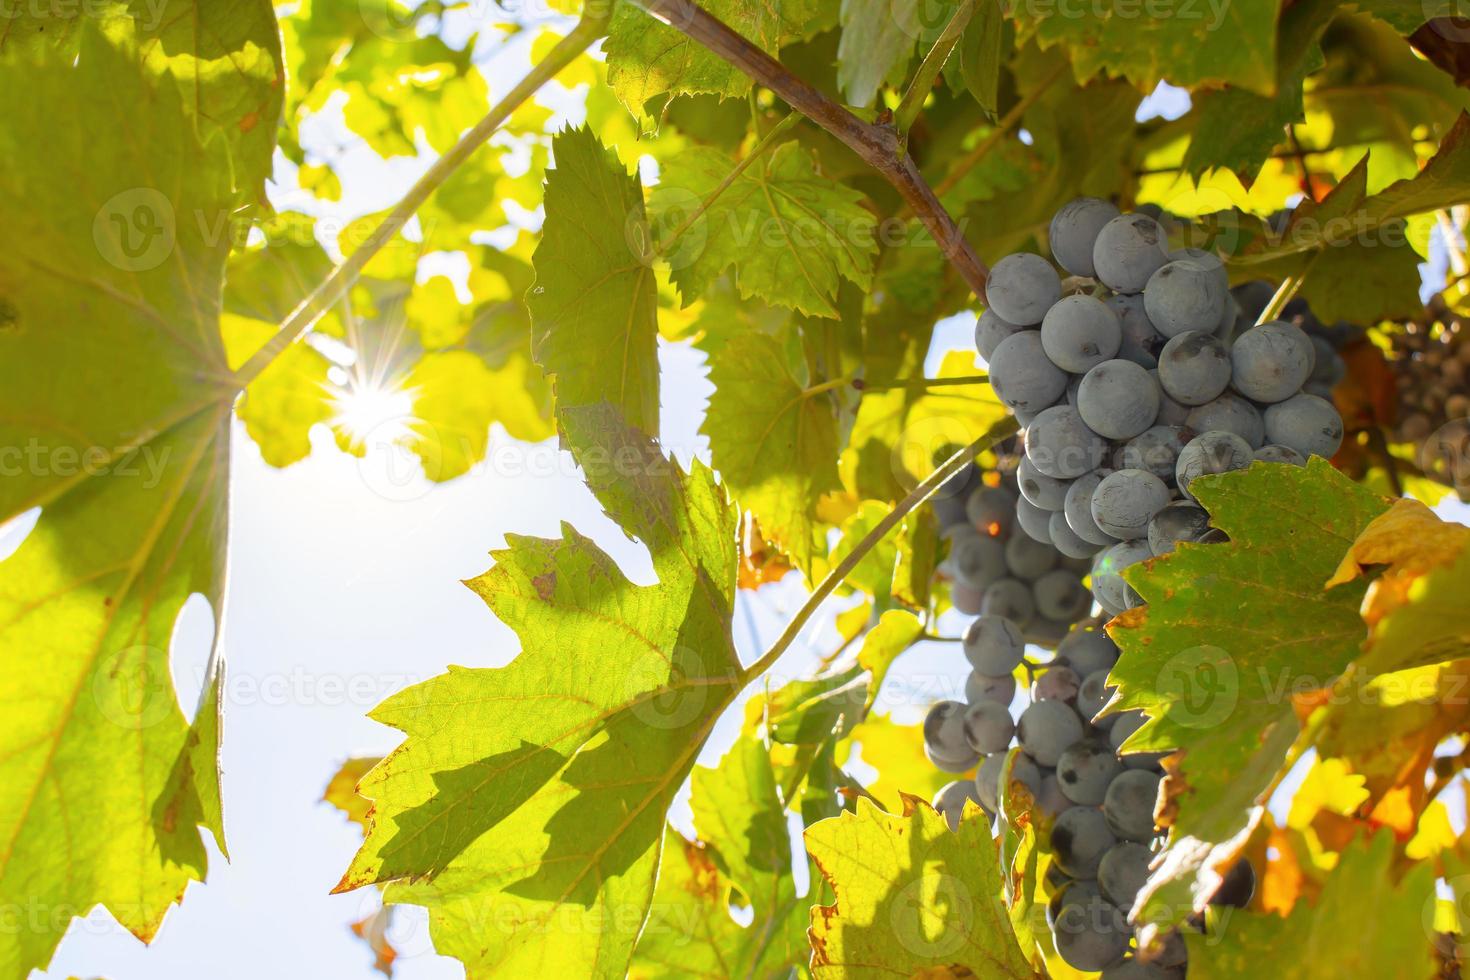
232,5,613,388
739,416,1019,684
894,0,976,136
631,0,991,299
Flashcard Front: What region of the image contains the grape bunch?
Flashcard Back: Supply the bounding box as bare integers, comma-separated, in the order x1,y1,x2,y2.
1376,298,1470,495
931,458,1096,647
980,198,1347,616
926,620,1208,976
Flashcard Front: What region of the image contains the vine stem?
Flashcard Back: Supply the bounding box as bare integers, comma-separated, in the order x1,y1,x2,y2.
657,111,801,254
231,6,612,389
631,0,990,299
856,374,989,391
738,416,1018,685
1255,254,1320,326
894,0,975,136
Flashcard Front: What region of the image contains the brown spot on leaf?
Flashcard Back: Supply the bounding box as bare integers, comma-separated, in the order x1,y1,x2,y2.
532,571,556,601
239,111,259,134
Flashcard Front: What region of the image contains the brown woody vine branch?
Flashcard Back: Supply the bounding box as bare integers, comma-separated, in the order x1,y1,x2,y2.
633,0,991,300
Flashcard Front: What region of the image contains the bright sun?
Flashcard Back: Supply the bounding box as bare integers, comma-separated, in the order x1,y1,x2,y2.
330,376,417,451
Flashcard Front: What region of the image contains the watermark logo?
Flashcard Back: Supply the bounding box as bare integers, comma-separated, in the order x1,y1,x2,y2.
94,188,175,272
890,873,972,958
93,645,175,731
1156,645,1237,729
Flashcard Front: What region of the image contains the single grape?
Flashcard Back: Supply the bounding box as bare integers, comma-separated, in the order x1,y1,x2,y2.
975,752,1005,812
952,582,983,615
1092,539,1152,614
1005,531,1059,581
1016,494,1055,543
1051,805,1120,880
1209,859,1257,909
1157,330,1230,406
1017,454,1071,510
1032,663,1081,702
1150,368,1191,425
947,527,1007,589
932,490,968,530
1139,929,1188,969
1262,392,1344,458
975,307,1026,360
1018,699,1086,766
1036,772,1078,818
989,330,1069,412
1309,334,1346,385
924,699,978,770
1185,392,1265,448
977,751,1042,812
1146,501,1211,556
1042,294,1124,373
1033,567,1092,621
1168,247,1229,291
1213,290,1241,343
933,780,984,830
962,615,1025,675
1098,841,1153,910
1077,669,1116,725
1057,739,1124,805
966,485,1016,537
966,670,1017,706
1057,628,1120,678
1175,430,1253,501
1077,359,1161,440
1104,769,1163,842
1094,213,1170,293
1115,425,1186,486
1030,616,1074,648
1230,279,1276,325
1053,888,1131,972
1050,196,1121,276
982,577,1036,627
1091,469,1171,540
1108,710,1166,770
988,252,1062,325
1064,470,1118,547
1026,404,1110,478
1050,509,1103,559
1108,293,1163,368
1254,443,1306,466
963,700,1016,754
1230,320,1314,403
1143,260,1228,338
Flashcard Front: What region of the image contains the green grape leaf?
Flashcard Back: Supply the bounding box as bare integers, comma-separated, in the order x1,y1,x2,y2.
0,11,284,972
1181,0,1337,181
1108,460,1388,926
222,315,335,468
630,833,758,979
1015,0,1284,96
745,666,869,747
960,0,1007,116
704,330,842,575
605,0,831,111
837,0,927,108
223,212,343,335
856,609,926,711
805,797,1038,978
530,126,660,439
1185,831,1437,978
838,717,955,813
3,0,284,199
651,141,879,318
